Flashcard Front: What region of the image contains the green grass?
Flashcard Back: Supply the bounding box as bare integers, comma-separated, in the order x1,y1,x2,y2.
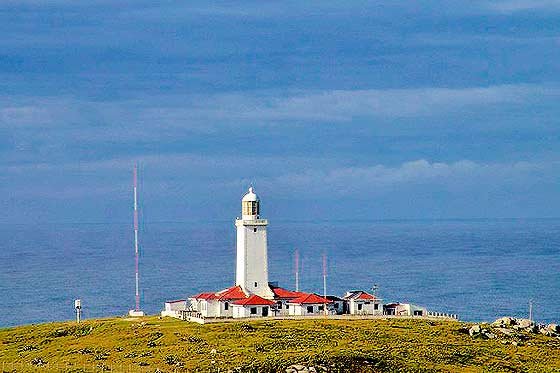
1,316,560,372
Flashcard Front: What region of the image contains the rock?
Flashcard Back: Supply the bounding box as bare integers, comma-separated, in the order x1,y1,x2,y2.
493,317,515,327
548,324,560,333
316,366,328,372
511,341,519,346
496,327,514,336
308,367,317,373
288,365,306,372
541,324,560,336
469,325,481,336
517,319,534,329
483,332,497,339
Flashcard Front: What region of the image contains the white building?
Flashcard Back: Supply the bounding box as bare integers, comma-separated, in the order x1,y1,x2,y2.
235,187,275,299
384,303,427,316
188,286,247,318
344,290,383,315
161,299,187,318
232,294,275,318
287,293,331,316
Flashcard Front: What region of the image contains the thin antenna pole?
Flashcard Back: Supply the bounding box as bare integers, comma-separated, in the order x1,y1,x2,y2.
133,164,140,312
322,252,327,316
295,249,299,292
529,300,533,322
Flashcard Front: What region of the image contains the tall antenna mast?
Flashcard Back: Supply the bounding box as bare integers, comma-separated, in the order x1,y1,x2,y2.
295,249,299,292
322,252,327,316
129,164,144,317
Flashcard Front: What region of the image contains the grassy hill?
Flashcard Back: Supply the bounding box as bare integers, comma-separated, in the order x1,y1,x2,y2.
1,316,560,372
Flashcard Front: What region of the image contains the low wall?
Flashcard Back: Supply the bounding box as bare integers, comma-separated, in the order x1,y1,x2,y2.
179,314,459,325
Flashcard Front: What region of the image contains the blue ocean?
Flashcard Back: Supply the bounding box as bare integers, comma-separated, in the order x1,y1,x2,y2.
1,219,559,327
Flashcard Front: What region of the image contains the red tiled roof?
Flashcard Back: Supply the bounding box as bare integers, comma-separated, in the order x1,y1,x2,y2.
165,299,186,303
356,292,376,300
191,292,217,300
270,286,305,299
233,294,275,306
216,285,247,301
288,293,331,305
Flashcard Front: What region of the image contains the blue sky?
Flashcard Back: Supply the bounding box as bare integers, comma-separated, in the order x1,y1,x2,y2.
1,0,560,223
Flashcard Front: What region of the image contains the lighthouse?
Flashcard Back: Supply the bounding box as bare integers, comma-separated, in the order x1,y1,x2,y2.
235,187,274,299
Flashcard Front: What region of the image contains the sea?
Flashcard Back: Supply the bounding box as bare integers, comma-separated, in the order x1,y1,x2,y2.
1,219,559,327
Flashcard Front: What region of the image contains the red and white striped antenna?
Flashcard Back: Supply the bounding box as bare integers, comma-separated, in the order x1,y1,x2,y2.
294,249,300,292
129,164,144,316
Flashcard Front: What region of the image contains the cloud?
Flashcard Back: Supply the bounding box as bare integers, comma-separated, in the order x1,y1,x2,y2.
487,0,560,13
2,84,556,131
252,159,557,198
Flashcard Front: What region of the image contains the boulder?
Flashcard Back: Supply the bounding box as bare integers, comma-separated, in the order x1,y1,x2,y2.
483,332,497,339
547,324,560,333
469,324,481,336
495,327,515,336
516,319,534,329
287,365,307,372
493,317,515,327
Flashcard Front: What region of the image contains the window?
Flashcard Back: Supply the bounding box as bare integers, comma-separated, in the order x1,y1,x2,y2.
357,304,363,311
374,304,379,310
307,306,314,313
224,302,229,311
253,228,257,232
334,303,339,309
254,282,258,287
318,305,324,311
413,310,423,316
250,307,257,315
277,301,283,309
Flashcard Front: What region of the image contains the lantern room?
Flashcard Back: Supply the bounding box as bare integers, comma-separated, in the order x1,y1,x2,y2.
242,187,260,220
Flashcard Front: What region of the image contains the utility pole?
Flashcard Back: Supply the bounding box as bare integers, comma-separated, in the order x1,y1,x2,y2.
322,252,327,316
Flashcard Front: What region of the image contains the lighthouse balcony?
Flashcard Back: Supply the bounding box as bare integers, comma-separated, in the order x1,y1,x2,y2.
235,218,268,226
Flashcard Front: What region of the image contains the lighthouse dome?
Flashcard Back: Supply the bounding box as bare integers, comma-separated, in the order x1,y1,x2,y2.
242,187,259,202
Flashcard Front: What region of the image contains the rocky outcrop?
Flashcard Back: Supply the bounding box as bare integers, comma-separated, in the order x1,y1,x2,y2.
286,364,328,373
469,317,560,343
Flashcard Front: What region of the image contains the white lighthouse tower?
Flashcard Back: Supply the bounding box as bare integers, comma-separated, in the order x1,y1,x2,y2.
235,187,274,299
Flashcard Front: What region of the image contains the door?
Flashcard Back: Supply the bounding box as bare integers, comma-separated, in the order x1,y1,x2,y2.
262,307,269,317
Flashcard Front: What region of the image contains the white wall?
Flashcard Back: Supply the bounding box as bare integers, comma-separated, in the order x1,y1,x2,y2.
235,220,274,299
164,301,186,312
200,300,221,318
288,304,326,316
232,305,270,318
349,300,383,315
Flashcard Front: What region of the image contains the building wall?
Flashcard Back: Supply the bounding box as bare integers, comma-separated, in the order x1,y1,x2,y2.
288,304,326,316
349,300,383,315
164,301,186,312
232,305,270,318
235,220,273,299
200,300,220,318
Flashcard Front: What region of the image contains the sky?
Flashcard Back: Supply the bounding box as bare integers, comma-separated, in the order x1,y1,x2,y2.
1,0,560,223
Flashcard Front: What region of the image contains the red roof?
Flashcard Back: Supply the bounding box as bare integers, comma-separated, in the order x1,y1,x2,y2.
165,299,186,303
233,294,275,306
288,293,331,305
191,292,217,300
216,286,247,301
356,292,376,300
270,286,305,299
